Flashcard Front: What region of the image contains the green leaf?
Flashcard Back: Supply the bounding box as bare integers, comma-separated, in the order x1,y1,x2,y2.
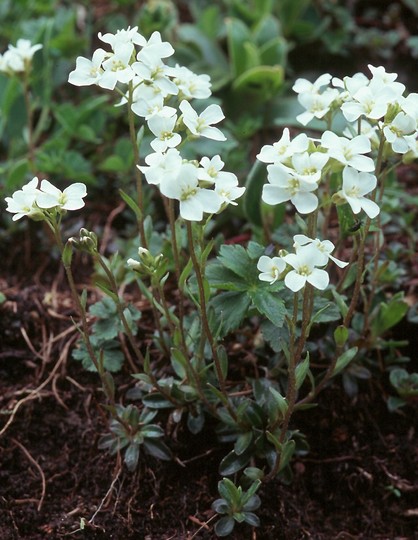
243,160,265,227
233,65,284,101
334,325,349,347
210,291,251,334
371,294,409,337
143,439,172,460
234,431,253,456
278,439,295,472
268,387,288,419
243,511,260,527
332,347,358,377
218,478,240,505
171,348,188,379
142,393,174,409
206,261,248,291
226,17,252,77
217,244,254,280
217,345,229,381
124,443,139,471
295,354,310,390
119,189,142,221
214,516,235,537
219,449,252,475
249,287,286,326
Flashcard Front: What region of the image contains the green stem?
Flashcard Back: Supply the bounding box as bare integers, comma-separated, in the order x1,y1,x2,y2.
22,70,35,171
186,221,237,421
127,83,147,249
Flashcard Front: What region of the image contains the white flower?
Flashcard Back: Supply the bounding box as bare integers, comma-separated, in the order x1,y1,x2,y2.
337,166,379,219
341,85,394,123
132,56,178,96
148,113,182,152
98,26,146,56
368,65,405,95
288,151,329,183
382,112,417,154
400,93,418,122
262,165,318,214
283,245,330,292
160,163,222,221
332,72,369,97
257,255,286,284
321,131,375,172
293,234,348,268
130,82,176,119
179,100,226,141
296,88,340,126
138,148,183,187
68,48,107,86
0,39,43,73
136,31,175,62
197,155,237,184
292,73,332,95
170,64,211,99
256,128,309,164
214,177,245,207
5,178,42,220
100,48,134,90
36,180,87,210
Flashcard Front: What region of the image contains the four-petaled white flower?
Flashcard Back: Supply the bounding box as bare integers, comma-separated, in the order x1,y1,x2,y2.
138,148,183,187
170,64,211,99
160,163,222,221
198,155,237,184
179,100,226,141
214,177,245,207
257,255,286,284
293,234,348,268
382,112,417,154
148,113,182,152
36,180,87,210
283,245,330,292
257,128,309,164
68,48,107,87
296,88,340,126
337,167,379,219
0,39,43,73
262,165,318,214
321,131,375,172
5,178,42,220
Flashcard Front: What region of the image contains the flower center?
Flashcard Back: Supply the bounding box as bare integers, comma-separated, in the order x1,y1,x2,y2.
180,187,197,201
297,264,311,276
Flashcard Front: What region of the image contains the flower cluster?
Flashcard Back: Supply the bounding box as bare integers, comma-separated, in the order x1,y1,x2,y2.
294,64,418,158
258,65,418,222
68,27,244,221
0,39,42,74
5,177,87,221
258,235,348,292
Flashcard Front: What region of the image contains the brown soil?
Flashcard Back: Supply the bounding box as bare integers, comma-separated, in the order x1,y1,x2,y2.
1,268,418,540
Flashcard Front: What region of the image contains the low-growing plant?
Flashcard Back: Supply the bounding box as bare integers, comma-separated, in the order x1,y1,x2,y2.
3,19,418,537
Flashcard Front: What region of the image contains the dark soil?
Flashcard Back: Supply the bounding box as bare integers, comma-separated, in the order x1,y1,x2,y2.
1,266,418,540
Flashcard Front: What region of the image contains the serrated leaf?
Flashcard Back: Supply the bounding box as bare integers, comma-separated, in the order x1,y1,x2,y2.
206,261,247,291
249,287,286,326
210,291,251,334
218,244,254,280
